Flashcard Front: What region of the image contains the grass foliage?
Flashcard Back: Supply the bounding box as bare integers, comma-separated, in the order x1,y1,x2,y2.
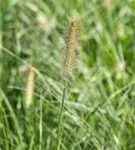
1,0,135,149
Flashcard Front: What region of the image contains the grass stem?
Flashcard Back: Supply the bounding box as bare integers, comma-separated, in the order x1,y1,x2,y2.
57,86,66,150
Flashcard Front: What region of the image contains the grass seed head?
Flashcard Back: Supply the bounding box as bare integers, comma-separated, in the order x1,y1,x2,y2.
62,18,80,83
25,66,35,108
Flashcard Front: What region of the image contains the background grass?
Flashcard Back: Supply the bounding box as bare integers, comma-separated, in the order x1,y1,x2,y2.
1,0,135,149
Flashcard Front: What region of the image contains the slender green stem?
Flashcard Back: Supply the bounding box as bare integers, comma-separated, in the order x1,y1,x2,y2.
39,92,43,150
57,86,66,150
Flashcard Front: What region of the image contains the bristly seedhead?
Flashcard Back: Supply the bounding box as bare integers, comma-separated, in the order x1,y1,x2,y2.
25,66,35,108
62,18,80,84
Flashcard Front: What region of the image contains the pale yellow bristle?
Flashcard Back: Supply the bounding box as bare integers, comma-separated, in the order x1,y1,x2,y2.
63,19,80,81
25,66,35,108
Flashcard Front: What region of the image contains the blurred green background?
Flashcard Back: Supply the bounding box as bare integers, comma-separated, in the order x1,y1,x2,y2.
1,0,135,149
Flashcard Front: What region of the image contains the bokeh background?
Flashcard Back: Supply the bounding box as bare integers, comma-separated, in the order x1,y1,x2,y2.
1,0,135,149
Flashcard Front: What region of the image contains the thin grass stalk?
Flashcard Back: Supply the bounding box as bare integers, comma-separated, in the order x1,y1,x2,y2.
57,86,66,150
39,92,43,150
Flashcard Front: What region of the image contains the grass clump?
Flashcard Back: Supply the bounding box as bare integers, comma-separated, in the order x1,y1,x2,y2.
1,0,135,150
